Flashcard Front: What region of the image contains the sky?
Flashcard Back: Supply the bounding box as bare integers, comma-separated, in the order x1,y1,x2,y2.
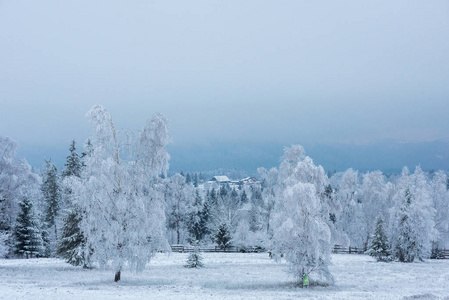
1,1,448,172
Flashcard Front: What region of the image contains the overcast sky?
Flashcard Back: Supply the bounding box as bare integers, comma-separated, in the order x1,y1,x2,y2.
1,1,448,169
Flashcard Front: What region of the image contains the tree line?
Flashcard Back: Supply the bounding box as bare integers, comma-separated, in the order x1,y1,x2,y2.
1,105,448,285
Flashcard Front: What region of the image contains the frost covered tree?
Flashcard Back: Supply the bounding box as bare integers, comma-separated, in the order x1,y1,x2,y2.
57,210,88,267
165,173,194,244
0,136,40,256
335,169,361,247
271,146,333,285
41,160,61,255
0,231,8,258
62,140,82,178
359,171,387,249
272,182,333,285
215,223,231,250
70,105,171,281
184,242,204,268
186,190,209,243
14,194,44,258
390,167,436,262
430,171,449,249
365,216,391,262
58,140,87,266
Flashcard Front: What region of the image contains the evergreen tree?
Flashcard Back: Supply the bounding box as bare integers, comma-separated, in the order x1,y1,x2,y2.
184,242,204,268
185,173,192,184
185,251,204,268
365,216,391,261
41,160,61,255
57,210,89,267
193,173,199,188
215,223,231,250
14,195,44,258
393,188,414,262
58,140,89,267
390,167,436,262
81,139,93,165
240,190,248,203
187,190,209,242
62,140,82,178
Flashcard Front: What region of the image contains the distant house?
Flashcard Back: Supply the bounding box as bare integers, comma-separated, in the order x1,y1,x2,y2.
239,177,259,185
208,176,231,184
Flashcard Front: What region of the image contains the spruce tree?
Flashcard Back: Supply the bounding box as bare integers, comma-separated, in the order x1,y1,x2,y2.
42,160,61,239
193,173,199,188
187,190,209,242
240,190,248,203
57,210,89,267
215,223,231,250
58,141,88,266
185,247,204,268
393,189,414,262
365,216,391,261
62,140,81,178
14,196,44,258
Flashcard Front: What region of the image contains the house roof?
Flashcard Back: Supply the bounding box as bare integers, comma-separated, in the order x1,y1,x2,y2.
211,176,231,182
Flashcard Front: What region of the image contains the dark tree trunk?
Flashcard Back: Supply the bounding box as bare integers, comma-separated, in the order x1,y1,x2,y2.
114,270,121,282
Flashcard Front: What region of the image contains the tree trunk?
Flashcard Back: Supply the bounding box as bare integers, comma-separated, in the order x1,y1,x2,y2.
114,270,121,282
176,221,180,244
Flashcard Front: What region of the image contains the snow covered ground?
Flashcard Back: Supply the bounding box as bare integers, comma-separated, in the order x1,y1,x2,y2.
0,253,448,300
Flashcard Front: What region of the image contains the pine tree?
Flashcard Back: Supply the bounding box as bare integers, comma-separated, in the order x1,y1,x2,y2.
57,210,89,267
185,173,192,184
390,167,436,262
393,188,414,262
193,173,199,188
62,140,81,178
240,190,248,203
184,242,204,268
215,223,231,250
365,216,391,262
41,160,61,255
81,139,93,165
58,141,88,266
187,190,209,243
14,195,44,258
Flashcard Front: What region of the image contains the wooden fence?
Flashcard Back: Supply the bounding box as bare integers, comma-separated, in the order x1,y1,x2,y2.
431,248,449,259
171,244,449,259
332,245,367,254
332,245,449,259
170,245,262,253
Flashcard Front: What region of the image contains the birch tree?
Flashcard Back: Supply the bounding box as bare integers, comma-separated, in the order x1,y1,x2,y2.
71,105,171,281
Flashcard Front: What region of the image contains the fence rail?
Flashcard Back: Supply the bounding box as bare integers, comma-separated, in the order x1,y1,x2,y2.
332,245,367,254
171,244,449,259
170,245,262,253
332,245,449,259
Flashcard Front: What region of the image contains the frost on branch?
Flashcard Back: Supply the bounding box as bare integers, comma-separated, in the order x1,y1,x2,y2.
70,105,171,281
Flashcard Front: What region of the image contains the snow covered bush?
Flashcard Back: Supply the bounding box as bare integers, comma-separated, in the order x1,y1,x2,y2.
185,252,204,268
184,243,204,268
70,105,171,281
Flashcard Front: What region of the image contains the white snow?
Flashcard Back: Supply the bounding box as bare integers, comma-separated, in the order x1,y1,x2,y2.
0,253,448,299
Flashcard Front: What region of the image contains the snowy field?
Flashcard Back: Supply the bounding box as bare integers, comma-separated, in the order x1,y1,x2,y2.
0,253,448,300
